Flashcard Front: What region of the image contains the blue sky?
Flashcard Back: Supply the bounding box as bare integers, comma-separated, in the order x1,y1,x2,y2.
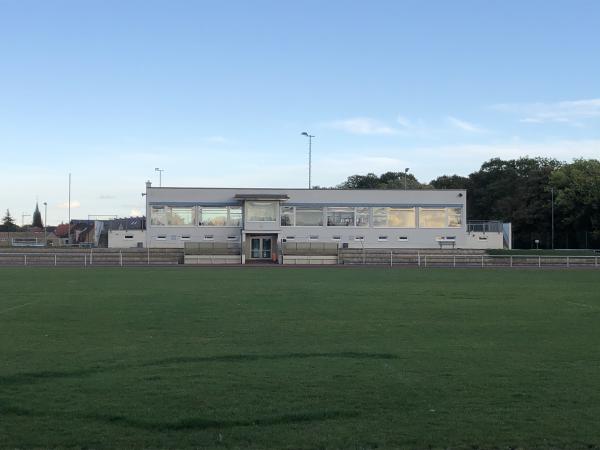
1,0,599,225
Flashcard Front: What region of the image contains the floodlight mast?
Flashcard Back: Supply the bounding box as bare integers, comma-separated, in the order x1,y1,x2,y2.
301,132,314,189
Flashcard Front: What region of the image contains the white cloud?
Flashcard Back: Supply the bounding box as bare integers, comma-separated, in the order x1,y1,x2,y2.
492,98,600,125
446,116,485,133
57,200,81,209
130,208,143,217
202,136,230,144
326,117,397,135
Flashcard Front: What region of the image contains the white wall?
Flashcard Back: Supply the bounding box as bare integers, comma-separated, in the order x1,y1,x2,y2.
465,232,503,249
108,230,146,248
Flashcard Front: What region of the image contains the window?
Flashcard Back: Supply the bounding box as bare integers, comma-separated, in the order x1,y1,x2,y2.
204,235,214,240
295,207,323,226
156,235,166,240
200,207,228,226
373,207,415,228
332,235,341,241
286,236,295,240
355,236,365,241
199,206,242,227
150,206,167,226
378,236,388,241
419,208,446,228
169,207,194,226
247,201,277,222
326,207,354,226
228,207,243,227
180,235,191,240
124,235,134,239
447,207,462,228
419,207,463,228
478,236,488,241
356,207,369,227
398,236,408,241
281,206,294,226
309,235,319,240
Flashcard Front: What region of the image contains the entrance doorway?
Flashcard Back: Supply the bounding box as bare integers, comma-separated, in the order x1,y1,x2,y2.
250,236,273,260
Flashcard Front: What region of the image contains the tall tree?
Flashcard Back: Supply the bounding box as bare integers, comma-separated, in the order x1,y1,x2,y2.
32,202,43,228
430,175,470,190
550,159,600,241
1,209,19,232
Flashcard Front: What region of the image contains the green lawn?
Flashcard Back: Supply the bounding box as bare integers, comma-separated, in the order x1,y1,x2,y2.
1,267,599,449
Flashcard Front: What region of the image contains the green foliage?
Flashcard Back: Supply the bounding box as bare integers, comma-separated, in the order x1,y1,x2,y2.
338,171,425,189
32,202,43,228
551,159,600,239
0,209,19,232
1,267,600,448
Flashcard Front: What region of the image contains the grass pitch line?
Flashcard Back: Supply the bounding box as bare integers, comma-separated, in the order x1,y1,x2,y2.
0,300,40,315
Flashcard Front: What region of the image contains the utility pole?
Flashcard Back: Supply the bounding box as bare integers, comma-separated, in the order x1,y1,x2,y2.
43,202,47,245
155,168,164,187
68,173,72,245
404,168,410,190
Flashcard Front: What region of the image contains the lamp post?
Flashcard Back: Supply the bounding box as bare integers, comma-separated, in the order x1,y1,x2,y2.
404,168,410,190
301,132,314,189
21,213,31,227
155,168,164,187
43,202,47,245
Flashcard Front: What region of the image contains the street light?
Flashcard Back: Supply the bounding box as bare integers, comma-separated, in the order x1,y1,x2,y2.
21,213,31,227
404,168,410,190
155,168,164,187
301,132,314,189
43,202,47,245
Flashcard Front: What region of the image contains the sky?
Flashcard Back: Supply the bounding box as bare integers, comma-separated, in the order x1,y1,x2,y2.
1,0,599,225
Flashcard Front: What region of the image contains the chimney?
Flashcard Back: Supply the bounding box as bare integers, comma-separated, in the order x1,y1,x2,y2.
145,180,152,189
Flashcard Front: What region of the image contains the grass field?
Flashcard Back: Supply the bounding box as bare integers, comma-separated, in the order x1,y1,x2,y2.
1,267,600,449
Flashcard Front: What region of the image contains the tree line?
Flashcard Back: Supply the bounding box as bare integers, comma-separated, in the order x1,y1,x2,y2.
0,203,44,232
336,157,600,249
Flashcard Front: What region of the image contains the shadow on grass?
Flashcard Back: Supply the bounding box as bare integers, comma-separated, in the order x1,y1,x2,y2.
0,351,399,385
0,400,359,431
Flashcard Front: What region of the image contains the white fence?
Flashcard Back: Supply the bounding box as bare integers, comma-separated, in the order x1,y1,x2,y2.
0,250,180,267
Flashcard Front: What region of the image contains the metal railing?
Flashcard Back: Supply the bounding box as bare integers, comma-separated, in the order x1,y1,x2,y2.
467,220,503,233
0,250,180,267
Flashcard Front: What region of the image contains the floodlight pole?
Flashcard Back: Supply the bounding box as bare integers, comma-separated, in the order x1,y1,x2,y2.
404,168,410,190
551,187,555,250
301,132,314,189
155,168,164,187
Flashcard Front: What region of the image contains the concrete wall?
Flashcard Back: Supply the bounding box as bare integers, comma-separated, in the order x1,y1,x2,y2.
108,230,146,248
145,186,468,249
465,231,504,249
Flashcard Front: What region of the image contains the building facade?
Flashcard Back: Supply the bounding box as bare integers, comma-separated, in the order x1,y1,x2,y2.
144,183,490,261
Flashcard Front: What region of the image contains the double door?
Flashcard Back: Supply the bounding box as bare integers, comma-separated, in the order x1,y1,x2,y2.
250,236,273,260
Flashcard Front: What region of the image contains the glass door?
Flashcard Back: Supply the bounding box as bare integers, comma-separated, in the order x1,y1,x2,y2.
250,236,273,259
251,238,261,258
261,238,272,259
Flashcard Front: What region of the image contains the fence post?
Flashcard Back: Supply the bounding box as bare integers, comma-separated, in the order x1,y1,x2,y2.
510,256,513,268
567,256,570,268
147,247,150,265
84,254,87,268
390,250,393,267
120,250,123,267
90,249,93,265
424,255,427,268
24,254,27,266
54,254,57,266
481,255,484,268
418,251,421,268
596,256,598,268
538,256,541,268
453,255,456,268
